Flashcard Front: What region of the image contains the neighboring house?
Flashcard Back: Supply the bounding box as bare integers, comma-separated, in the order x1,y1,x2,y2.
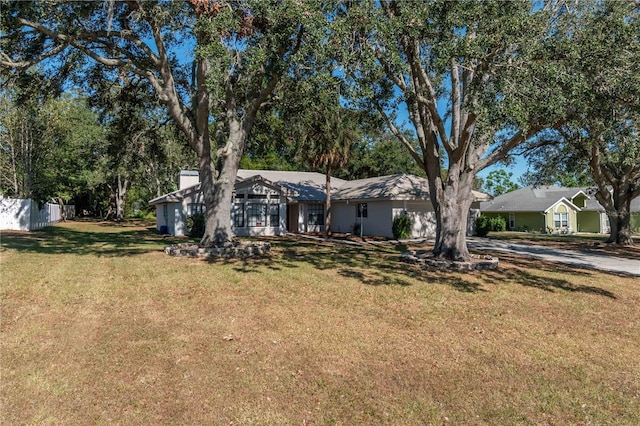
479,186,640,234
150,170,490,238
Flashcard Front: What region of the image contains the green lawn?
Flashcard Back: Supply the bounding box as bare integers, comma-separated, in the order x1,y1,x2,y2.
2,221,639,425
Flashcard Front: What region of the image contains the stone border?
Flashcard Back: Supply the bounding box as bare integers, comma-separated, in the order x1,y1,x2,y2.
164,241,271,258
401,250,499,271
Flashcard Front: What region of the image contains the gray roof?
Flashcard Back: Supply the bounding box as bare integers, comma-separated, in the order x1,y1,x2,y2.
334,174,429,200
236,169,347,202
151,169,491,205
479,185,640,213
149,183,201,205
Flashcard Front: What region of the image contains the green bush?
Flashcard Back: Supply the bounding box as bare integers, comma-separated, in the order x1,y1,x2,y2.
187,213,206,239
475,215,506,237
392,215,413,239
490,216,506,232
475,215,491,237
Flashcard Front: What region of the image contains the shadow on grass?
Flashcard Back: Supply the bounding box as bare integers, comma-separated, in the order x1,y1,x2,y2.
476,252,617,298
219,237,616,297
0,221,183,257
2,225,619,298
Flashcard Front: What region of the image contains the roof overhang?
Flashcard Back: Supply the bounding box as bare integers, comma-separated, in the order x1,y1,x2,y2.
543,197,582,213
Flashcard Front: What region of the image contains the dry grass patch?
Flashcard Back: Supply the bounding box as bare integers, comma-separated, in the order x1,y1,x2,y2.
2,221,639,425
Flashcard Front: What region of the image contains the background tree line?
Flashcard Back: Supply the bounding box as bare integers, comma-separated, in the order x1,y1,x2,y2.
1,0,638,254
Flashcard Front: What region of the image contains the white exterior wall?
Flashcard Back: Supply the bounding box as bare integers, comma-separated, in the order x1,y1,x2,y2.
391,200,436,238
363,200,393,237
332,200,394,237
331,202,356,234
174,202,187,237
155,205,166,232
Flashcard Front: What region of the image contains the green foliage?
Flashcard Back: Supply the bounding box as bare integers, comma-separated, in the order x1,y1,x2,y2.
483,169,520,196
476,215,506,237
392,215,413,239
343,131,425,180
187,213,206,239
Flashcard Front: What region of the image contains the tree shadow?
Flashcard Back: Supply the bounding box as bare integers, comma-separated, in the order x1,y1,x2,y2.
229,237,618,297
1,226,620,298
0,222,180,257
475,252,617,298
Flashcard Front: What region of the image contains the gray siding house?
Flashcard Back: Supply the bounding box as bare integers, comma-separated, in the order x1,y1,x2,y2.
150,170,490,239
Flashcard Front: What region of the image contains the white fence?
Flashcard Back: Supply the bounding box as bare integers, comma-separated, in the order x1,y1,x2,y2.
0,198,75,231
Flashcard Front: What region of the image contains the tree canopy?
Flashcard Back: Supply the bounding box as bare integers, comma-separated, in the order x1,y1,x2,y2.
523,0,640,244
334,0,575,260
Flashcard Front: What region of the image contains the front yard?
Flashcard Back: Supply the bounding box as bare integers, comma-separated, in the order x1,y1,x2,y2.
1,221,639,425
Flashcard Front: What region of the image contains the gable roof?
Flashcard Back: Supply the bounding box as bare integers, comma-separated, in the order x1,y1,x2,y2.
236,169,346,202
151,169,491,205
480,185,611,213
149,183,202,205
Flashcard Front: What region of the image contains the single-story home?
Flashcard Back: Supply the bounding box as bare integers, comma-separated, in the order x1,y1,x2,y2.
479,186,640,234
149,170,490,238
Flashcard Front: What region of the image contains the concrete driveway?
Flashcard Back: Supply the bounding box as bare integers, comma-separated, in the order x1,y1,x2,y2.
467,237,640,277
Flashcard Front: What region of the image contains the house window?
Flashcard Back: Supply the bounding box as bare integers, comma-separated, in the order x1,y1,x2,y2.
248,194,267,199
232,203,244,228
247,203,267,227
269,203,280,227
307,204,324,226
554,212,568,228
509,212,515,229
188,203,205,216
357,203,368,218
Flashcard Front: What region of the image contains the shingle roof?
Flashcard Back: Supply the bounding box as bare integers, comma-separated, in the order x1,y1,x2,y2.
151,169,491,204
236,169,346,202
480,186,607,213
149,183,201,205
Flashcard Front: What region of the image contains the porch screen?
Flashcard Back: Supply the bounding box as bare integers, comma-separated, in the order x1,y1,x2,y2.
269,203,280,227
307,204,324,225
232,203,244,228
247,203,267,227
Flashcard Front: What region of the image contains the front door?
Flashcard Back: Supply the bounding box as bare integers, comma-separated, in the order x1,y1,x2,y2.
287,204,299,233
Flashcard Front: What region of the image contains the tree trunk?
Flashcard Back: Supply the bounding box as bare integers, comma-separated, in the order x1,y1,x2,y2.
115,174,129,222
199,128,246,247
604,201,634,246
431,169,474,260
57,196,66,222
593,179,636,246
325,170,332,237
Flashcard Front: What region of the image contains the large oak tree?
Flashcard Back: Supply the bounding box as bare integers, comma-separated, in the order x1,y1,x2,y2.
525,1,640,245
2,0,326,246
337,0,573,260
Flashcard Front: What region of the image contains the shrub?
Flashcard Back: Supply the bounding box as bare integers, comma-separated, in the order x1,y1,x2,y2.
187,213,206,239
352,222,361,235
490,216,507,232
392,215,413,239
475,215,506,237
475,215,491,237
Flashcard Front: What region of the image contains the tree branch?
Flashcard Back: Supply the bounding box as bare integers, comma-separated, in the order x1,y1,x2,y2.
374,101,425,170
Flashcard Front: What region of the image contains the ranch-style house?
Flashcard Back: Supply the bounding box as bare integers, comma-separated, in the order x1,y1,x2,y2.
149,170,491,239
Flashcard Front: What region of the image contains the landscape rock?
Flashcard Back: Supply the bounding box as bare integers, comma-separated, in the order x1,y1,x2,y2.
164,241,271,259
401,250,499,271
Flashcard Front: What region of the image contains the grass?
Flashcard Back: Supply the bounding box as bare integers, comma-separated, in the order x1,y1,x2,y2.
2,221,639,425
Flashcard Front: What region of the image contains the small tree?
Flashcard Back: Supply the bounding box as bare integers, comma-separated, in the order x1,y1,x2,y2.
392,215,412,239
